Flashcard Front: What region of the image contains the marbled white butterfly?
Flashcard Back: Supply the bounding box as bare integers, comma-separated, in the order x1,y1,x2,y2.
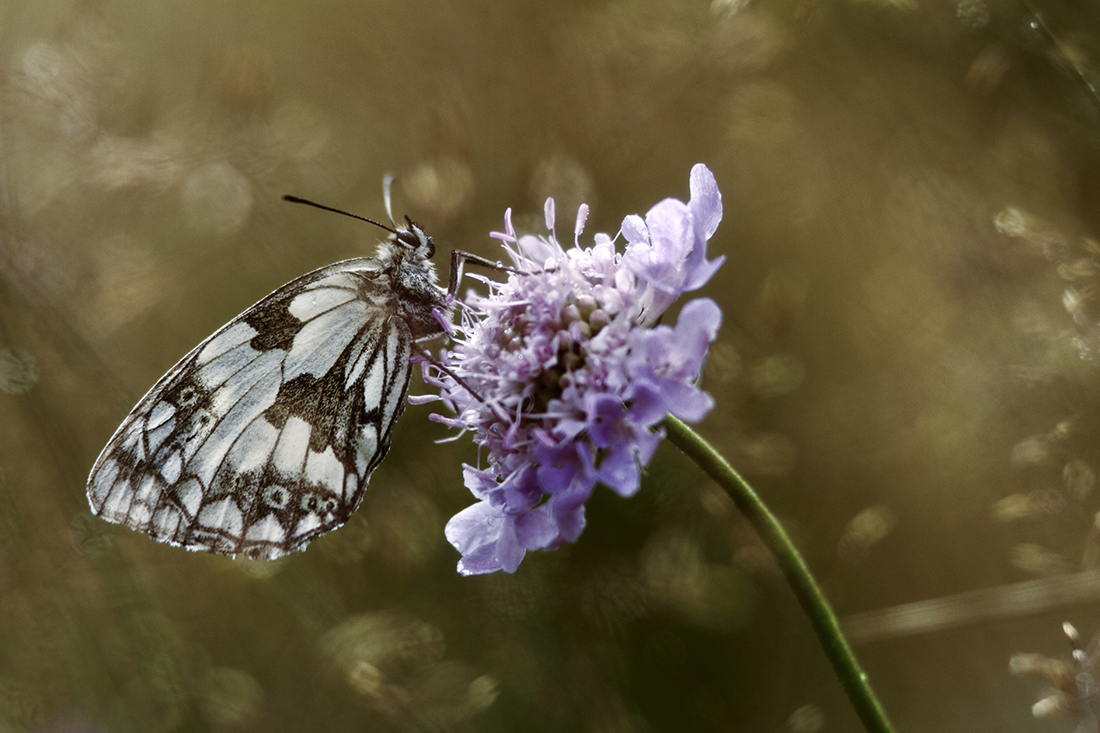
87,191,482,560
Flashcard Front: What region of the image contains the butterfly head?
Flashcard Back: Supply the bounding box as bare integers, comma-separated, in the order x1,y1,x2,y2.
393,216,436,260
375,217,447,307
377,216,438,275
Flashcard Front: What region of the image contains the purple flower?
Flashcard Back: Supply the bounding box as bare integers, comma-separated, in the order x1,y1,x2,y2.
427,164,725,575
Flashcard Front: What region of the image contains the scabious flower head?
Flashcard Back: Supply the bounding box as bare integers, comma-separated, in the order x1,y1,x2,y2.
424,164,725,575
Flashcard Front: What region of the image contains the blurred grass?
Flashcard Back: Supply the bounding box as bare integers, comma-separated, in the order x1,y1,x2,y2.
3,0,1100,730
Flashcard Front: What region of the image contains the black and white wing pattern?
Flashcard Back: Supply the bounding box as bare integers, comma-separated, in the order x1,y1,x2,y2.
88,257,432,560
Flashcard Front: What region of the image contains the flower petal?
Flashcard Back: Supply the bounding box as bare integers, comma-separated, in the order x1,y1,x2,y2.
535,435,596,494
586,393,626,447
445,501,498,552
625,381,666,427
689,163,722,240
462,465,500,499
597,443,641,497
676,298,723,358
514,503,560,551
551,493,587,542
620,214,647,244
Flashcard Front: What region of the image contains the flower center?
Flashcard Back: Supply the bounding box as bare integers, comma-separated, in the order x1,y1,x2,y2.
530,294,611,411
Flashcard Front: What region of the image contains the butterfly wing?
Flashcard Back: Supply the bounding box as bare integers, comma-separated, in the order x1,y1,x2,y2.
88,258,415,559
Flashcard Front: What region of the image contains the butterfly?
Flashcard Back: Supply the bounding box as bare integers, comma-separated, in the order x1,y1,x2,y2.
87,190,488,560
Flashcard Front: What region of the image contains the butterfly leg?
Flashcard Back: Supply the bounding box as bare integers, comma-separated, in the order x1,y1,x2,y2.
447,250,526,299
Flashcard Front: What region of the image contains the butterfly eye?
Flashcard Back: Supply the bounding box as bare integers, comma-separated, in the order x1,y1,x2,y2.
396,225,436,259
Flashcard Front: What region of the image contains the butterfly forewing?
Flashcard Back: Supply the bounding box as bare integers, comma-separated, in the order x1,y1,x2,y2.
89,249,435,560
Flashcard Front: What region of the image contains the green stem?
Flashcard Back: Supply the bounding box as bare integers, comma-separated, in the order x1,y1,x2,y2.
664,416,895,733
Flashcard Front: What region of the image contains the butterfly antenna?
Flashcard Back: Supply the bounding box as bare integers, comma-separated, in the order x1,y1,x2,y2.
282,195,396,234
382,174,397,227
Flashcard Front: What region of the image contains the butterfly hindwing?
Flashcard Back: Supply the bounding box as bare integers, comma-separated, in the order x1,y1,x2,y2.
88,258,417,559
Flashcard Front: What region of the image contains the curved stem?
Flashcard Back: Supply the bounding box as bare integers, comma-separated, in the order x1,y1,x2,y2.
664,416,895,733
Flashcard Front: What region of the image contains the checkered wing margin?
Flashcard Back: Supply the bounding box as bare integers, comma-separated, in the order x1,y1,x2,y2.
88,259,416,559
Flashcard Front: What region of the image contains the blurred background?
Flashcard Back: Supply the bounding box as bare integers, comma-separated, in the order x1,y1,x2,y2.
2,0,1100,730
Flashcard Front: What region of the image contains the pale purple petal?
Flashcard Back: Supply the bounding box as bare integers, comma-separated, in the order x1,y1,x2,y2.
662,383,716,423
462,465,501,499
457,544,507,575
514,503,560,551
500,468,543,512
684,165,726,290
550,493,587,542
624,199,693,296
445,502,509,575
535,436,596,495
496,521,527,573
682,250,725,292
597,443,641,497
632,425,664,465
645,199,693,265
620,214,647,244
586,393,625,447
625,381,667,427
676,298,723,356
689,163,722,239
